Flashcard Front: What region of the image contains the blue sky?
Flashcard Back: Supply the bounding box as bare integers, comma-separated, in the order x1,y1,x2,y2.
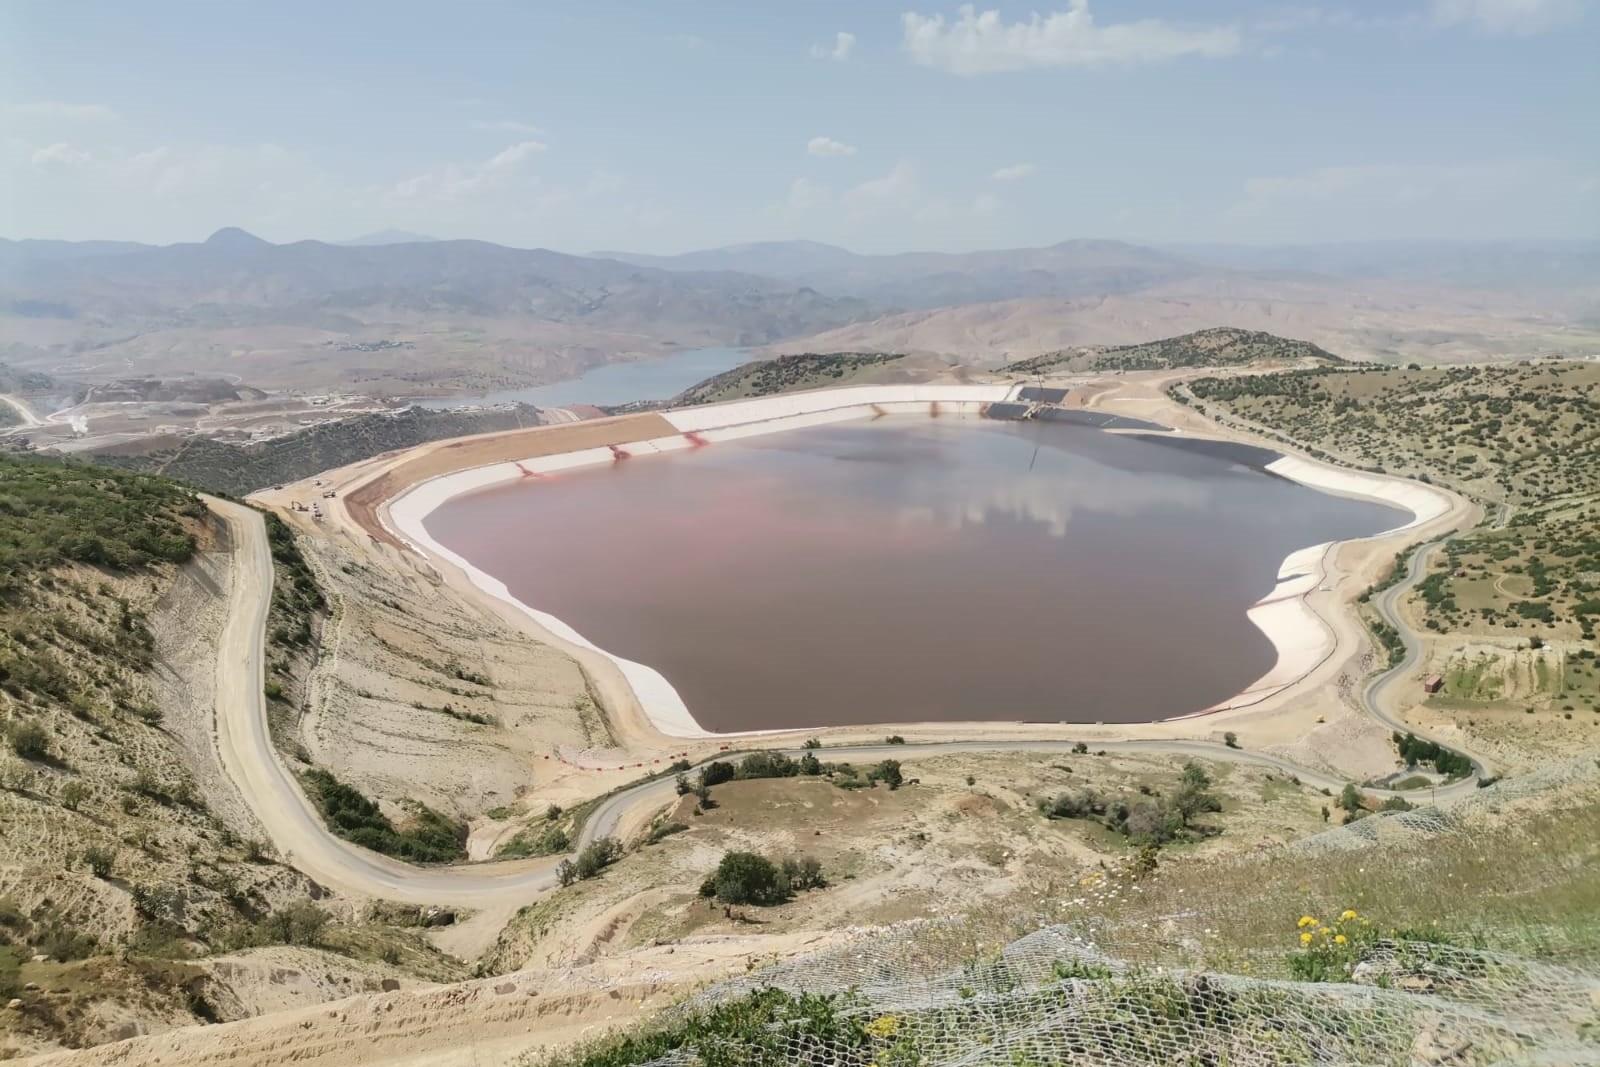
3,0,1595,252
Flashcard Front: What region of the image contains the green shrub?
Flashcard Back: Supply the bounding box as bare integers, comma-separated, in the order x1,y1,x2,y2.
558,837,622,886
701,851,785,906
60,780,89,811
259,902,330,947
700,851,825,906
302,768,464,863
82,846,115,879
5,721,50,761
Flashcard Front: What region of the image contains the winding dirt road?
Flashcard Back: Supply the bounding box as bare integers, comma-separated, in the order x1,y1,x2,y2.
207,494,1488,912
0,392,45,430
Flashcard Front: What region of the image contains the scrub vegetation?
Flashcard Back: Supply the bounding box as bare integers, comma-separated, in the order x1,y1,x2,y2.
301,768,466,863
1037,760,1222,848
0,456,467,1050
93,403,543,496
1005,326,1346,376
1183,362,1600,648
669,351,905,406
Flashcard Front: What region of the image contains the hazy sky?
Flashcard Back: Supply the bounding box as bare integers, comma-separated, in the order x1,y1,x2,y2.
3,0,1596,253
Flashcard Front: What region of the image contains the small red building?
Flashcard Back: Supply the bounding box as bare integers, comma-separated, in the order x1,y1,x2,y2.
1423,674,1444,695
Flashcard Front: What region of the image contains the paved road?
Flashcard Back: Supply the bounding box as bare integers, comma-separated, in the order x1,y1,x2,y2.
209,498,1487,911
1362,532,1495,783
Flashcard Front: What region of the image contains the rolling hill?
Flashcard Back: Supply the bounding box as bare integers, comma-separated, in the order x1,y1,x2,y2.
0,231,875,397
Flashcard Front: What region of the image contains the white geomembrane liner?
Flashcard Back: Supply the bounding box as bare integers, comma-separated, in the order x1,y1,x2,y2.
385,385,1454,735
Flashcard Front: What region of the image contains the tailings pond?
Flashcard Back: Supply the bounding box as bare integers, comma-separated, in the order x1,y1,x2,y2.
423,418,1407,731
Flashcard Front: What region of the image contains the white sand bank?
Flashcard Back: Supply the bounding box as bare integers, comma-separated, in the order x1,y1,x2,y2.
1200,451,1454,713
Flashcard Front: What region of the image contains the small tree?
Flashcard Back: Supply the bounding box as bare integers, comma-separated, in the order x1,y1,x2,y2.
868,759,903,790
572,837,621,881
83,845,115,879
262,902,329,946
1173,762,1222,826
1223,731,1239,749
781,855,825,892
704,851,785,906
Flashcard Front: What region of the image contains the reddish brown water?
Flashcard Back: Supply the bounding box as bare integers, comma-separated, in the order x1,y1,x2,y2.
424,419,1405,730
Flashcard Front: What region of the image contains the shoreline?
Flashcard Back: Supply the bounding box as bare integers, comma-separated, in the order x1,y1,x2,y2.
379,383,1456,739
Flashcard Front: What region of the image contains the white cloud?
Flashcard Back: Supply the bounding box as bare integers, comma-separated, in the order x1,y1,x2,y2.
390,141,547,201
1430,0,1583,34
471,119,543,135
8,100,118,122
991,162,1036,181
30,142,93,168
810,31,857,60
847,161,919,204
902,1,1241,74
806,136,857,158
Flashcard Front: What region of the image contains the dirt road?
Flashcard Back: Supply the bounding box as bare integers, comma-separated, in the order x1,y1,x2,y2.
0,392,44,429
208,496,1484,914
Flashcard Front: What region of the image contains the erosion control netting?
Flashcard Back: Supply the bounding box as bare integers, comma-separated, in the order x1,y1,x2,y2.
1282,754,1600,860
566,922,1600,1066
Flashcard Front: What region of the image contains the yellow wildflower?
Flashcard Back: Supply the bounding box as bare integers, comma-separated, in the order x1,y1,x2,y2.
1300,932,1313,944
1298,916,1318,928
865,1015,900,1039
1335,934,1348,944
1340,909,1358,921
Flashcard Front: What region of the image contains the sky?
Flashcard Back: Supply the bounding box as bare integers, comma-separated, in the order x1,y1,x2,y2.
3,0,1596,254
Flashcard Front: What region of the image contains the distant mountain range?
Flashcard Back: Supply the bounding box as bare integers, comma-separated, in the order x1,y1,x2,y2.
339,230,440,246
0,228,869,336
1,229,1593,396
599,238,1600,308
595,239,1204,309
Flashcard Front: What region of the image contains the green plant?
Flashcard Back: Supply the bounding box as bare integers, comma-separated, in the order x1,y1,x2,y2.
301,768,465,862
558,837,623,886
60,780,89,811
1285,908,1378,982
259,902,330,947
6,721,50,762
83,845,115,879
702,851,786,906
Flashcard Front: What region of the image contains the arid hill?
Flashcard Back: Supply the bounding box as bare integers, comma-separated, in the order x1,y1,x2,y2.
1005,327,1347,374
0,232,874,397
92,403,544,496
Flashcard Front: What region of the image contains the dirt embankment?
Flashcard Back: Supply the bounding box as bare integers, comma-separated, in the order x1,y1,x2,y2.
343,413,677,547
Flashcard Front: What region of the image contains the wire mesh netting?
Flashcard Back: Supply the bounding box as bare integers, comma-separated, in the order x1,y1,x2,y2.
537,756,1600,1066
561,922,1600,1066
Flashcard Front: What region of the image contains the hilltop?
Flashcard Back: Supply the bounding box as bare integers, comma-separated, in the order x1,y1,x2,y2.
667,352,911,406
1004,326,1347,375
91,403,544,496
